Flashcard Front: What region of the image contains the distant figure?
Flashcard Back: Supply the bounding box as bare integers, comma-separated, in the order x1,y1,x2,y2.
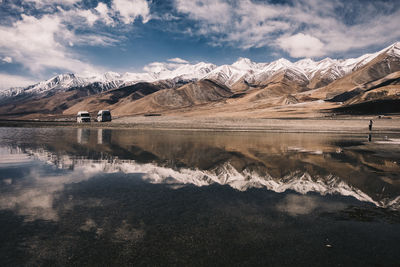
369,120,373,131
368,134,372,142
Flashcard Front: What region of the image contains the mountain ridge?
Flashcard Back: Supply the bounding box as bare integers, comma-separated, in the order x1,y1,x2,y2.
3,42,398,98
1,42,399,118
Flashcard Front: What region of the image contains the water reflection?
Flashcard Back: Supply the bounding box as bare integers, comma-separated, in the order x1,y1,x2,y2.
0,128,399,210
3,129,400,209
0,128,399,266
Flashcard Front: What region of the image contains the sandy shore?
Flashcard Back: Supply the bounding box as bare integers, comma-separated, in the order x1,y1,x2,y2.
113,116,400,133
1,115,400,133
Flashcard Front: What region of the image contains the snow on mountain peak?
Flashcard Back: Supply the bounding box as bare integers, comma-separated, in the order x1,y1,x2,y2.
25,73,85,94
153,61,217,81
261,58,296,74
386,41,400,57
295,58,316,66
103,71,121,80
272,58,292,67
232,57,256,70
258,58,295,74
2,42,399,98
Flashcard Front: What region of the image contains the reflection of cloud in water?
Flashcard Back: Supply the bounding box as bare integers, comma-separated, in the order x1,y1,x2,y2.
375,138,400,145
276,194,346,216
287,146,323,155
0,152,100,221
0,146,34,165
0,145,399,223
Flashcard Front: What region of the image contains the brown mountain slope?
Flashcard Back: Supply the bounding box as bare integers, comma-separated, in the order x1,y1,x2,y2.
111,79,232,116
330,71,400,114
249,70,310,102
306,49,400,100
328,71,400,104
63,82,167,115
153,64,400,118
230,68,309,96
308,68,344,89
0,86,103,118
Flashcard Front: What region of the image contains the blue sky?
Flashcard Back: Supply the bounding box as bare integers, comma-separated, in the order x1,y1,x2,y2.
0,0,400,89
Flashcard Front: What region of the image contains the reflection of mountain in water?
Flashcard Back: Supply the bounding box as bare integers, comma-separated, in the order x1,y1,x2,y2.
2,130,398,210
0,128,399,210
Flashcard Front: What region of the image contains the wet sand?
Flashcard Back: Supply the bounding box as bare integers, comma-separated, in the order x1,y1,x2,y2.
0,115,400,133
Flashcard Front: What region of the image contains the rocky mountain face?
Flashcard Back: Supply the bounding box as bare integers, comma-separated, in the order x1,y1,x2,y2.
0,42,399,118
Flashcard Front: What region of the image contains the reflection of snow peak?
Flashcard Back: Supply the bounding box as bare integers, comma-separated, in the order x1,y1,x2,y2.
141,164,379,207
375,138,400,145
22,147,398,209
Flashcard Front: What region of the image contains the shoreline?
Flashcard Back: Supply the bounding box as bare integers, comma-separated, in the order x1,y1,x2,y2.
1,116,400,134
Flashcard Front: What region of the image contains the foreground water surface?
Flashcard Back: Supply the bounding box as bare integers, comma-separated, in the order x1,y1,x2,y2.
0,127,399,266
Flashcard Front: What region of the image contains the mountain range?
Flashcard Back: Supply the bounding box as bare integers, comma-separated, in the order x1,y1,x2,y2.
1,42,399,119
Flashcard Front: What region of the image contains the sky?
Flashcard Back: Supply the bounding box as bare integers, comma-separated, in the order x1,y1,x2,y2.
0,0,400,89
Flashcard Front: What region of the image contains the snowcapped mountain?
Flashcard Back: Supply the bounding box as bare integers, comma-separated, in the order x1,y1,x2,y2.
384,41,400,57
203,44,399,88
0,73,125,99
0,62,218,99
151,62,217,81
30,73,86,93
1,42,399,99
204,64,252,86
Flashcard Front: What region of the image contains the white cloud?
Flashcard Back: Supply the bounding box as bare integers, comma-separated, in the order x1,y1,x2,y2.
0,73,37,90
175,0,231,24
112,0,151,24
174,0,293,49
0,14,103,74
143,58,191,73
1,56,12,63
73,34,118,47
168,58,189,64
277,33,325,58
95,2,114,26
23,0,81,6
174,0,400,58
143,62,168,73
0,1,138,79
0,0,153,82
76,9,99,27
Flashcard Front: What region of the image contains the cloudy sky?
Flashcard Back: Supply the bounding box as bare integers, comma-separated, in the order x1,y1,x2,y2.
0,0,399,88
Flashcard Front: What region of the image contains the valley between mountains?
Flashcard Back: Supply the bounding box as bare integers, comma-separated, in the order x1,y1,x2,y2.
1,42,400,120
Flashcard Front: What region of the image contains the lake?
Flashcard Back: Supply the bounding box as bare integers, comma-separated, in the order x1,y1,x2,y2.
0,127,399,266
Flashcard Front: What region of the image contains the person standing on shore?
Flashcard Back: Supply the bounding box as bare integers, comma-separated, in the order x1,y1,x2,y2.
369,120,373,131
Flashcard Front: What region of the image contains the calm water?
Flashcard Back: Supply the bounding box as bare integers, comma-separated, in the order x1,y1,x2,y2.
0,127,399,266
